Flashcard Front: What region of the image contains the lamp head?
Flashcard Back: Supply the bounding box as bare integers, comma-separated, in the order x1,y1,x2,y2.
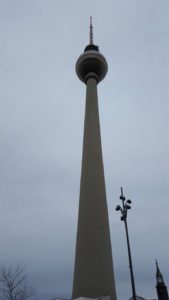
116,205,121,211
121,215,125,221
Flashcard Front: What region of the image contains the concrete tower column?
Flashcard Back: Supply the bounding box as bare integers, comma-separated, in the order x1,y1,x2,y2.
72,19,117,300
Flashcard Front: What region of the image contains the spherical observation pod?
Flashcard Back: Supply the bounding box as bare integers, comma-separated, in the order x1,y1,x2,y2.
76,45,108,84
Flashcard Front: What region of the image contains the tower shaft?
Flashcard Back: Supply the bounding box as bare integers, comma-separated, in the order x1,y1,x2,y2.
72,77,117,300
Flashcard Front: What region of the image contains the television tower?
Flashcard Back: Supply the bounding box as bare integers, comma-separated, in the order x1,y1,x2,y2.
72,18,117,300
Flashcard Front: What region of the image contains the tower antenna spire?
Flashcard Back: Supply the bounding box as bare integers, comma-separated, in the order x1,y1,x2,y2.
89,16,93,44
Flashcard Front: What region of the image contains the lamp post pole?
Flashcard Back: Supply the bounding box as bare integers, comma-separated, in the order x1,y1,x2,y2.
116,187,137,300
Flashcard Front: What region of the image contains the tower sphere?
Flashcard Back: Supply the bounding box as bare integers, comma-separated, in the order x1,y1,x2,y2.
76,44,108,84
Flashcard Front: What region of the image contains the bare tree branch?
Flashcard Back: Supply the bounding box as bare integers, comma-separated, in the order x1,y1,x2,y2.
0,264,33,300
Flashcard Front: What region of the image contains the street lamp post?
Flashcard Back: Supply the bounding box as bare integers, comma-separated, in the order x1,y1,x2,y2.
116,187,137,300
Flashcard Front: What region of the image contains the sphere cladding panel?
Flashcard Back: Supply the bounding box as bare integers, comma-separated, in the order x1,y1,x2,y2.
76,51,108,83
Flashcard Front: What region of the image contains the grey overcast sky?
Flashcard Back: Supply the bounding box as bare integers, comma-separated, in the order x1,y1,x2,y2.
0,1,169,300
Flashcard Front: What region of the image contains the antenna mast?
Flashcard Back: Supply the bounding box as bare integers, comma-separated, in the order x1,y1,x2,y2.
89,16,93,44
